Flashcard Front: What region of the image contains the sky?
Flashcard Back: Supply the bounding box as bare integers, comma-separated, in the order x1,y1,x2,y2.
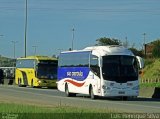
0,0,160,58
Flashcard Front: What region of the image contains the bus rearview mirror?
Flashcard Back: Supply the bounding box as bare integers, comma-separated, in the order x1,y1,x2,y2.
136,56,144,69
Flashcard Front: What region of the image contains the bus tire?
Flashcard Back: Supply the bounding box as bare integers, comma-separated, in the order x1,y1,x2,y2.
65,84,76,97
122,96,128,101
89,85,96,99
65,83,70,97
31,80,34,88
1,80,4,85
18,78,21,87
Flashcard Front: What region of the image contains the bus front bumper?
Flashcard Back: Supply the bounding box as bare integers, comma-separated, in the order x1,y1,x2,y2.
36,80,57,88
102,88,139,97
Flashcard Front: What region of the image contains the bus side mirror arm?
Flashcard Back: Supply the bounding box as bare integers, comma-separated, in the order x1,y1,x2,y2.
136,56,144,69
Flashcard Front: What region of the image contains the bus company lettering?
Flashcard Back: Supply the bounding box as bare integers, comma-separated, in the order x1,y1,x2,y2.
67,71,83,77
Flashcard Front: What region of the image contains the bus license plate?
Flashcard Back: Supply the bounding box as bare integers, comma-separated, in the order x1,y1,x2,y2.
119,91,125,94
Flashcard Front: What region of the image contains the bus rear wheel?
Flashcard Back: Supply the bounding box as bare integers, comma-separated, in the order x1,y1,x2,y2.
31,80,34,88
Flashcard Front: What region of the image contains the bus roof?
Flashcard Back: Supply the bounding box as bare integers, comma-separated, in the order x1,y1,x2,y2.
61,46,134,57
17,56,57,61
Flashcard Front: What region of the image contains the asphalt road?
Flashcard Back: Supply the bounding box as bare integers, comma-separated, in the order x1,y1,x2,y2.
0,85,160,113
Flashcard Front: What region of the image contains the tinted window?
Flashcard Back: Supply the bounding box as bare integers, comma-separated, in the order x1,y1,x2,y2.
58,51,90,67
90,55,98,66
90,55,100,77
37,61,57,79
102,55,138,83
16,59,35,68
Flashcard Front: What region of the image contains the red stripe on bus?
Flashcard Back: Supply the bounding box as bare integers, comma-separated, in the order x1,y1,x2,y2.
65,79,85,87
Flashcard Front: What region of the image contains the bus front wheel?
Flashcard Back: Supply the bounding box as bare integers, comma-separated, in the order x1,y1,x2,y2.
18,79,21,87
31,80,34,88
121,96,128,101
89,86,96,99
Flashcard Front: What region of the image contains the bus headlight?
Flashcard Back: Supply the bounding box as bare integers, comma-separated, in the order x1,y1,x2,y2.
102,85,106,89
102,85,111,90
132,86,139,90
38,80,42,84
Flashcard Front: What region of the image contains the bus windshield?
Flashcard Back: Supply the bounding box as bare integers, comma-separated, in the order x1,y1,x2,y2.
102,55,138,83
37,60,57,79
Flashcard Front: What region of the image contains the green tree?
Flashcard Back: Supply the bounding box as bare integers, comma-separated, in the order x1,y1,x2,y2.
0,56,16,67
152,39,160,58
96,37,144,57
96,37,121,46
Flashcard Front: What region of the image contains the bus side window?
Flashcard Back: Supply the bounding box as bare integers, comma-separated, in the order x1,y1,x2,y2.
90,65,100,77
35,64,38,77
90,55,100,78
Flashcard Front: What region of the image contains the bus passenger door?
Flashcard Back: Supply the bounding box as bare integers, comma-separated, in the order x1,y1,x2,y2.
90,55,101,96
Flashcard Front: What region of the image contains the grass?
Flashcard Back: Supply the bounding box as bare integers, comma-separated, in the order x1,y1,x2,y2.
0,103,114,119
140,58,160,87
0,103,149,119
142,58,160,80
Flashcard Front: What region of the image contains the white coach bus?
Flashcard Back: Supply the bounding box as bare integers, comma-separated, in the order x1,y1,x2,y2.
57,46,144,100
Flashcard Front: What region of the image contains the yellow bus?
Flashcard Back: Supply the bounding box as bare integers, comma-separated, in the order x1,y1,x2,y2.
15,56,58,88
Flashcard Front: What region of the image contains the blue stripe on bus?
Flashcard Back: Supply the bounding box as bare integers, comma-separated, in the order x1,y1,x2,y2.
58,67,90,81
